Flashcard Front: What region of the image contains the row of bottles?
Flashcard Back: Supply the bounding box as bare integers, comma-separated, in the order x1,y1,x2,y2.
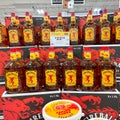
4,46,116,93
1,8,120,47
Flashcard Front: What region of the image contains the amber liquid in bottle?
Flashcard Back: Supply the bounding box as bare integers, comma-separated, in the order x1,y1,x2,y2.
8,13,21,46
69,12,79,45
80,48,98,91
62,47,79,90
98,49,116,91
99,9,111,44
23,12,36,46
44,47,60,90
25,48,42,92
41,12,51,45
82,10,96,45
0,22,9,47
4,49,25,93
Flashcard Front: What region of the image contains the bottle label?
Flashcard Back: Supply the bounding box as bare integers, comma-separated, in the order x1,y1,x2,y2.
48,52,55,59
26,70,37,87
116,26,120,40
23,29,33,43
0,30,2,43
9,30,19,43
30,53,36,60
45,69,56,86
70,28,78,41
101,70,114,87
67,52,73,59
55,29,63,32
65,70,76,86
84,51,91,59
42,29,50,42
6,72,19,89
85,27,94,41
82,70,94,87
101,27,110,41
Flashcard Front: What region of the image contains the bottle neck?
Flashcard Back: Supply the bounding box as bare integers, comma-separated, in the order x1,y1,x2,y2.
71,16,76,24
102,13,108,22
86,15,92,23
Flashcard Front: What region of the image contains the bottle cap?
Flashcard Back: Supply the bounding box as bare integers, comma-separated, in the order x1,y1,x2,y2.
30,15,32,19
114,11,118,16
10,48,16,52
68,46,73,52
16,48,21,51
118,8,120,12
83,47,91,51
34,47,39,52
11,12,15,17
30,48,35,52
15,16,19,19
58,12,62,17
103,8,107,14
100,46,109,50
49,47,54,52
71,12,75,16
44,12,48,16
25,12,29,16
88,10,92,15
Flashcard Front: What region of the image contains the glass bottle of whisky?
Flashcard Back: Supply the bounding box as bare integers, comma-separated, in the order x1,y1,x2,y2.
98,47,116,91
99,8,112,44
8,13,21,46
62,46,79,90
25,48,42,92
69,12,79,45
80,47,98,91
41,12,51,45
23,12,36,46
44,47,60,90
82,10,96,44
4,48,25,93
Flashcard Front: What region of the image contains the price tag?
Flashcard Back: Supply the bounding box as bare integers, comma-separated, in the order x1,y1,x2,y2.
50,32,70,46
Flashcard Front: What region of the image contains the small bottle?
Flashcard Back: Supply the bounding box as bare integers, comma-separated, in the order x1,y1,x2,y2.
111,11,118,44
98,47,116,91
0,21,9,47
114,8,120,43
25,48,42,92
40,12,51,45
4,48,25,93
69,12,79,45
62,47,79,90
55,12,65,32
82,10,96,45
44,47,60,90
8,13,21,46
80,47,98,91
99,8,112,44
23,12,36,46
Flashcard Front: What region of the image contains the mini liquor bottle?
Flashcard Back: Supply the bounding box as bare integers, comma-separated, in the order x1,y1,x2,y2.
69,12,79,45
4,48,25,93
44,47,60,90
23,12,36,46
82,10,96,44
40,12,51,45
80,47,98,91
62,47,79,90
111,11,118,44
114,9,120,43
8,13,21,46
0,21,9,47
98,47,116,91
25,48,42,92
55,12,65,32
99,8,112,44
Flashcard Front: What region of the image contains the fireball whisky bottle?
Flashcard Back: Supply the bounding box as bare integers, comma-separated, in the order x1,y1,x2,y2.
98,47,116,91
8,13,21,46
99,8,112,44
80,47,98,91
82,10,96,44
23,12,36,46
62,47,78,90
41,12,51,45
4,48,25,93
55,12,65,32
69,12,79,45
25,48,42,92
0,21,8,47
44,47,60,90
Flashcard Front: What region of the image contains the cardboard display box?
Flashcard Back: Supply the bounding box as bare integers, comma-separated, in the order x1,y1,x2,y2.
61,90,120,120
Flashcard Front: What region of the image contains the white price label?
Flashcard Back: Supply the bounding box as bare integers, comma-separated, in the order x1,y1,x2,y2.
50,32,70,46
